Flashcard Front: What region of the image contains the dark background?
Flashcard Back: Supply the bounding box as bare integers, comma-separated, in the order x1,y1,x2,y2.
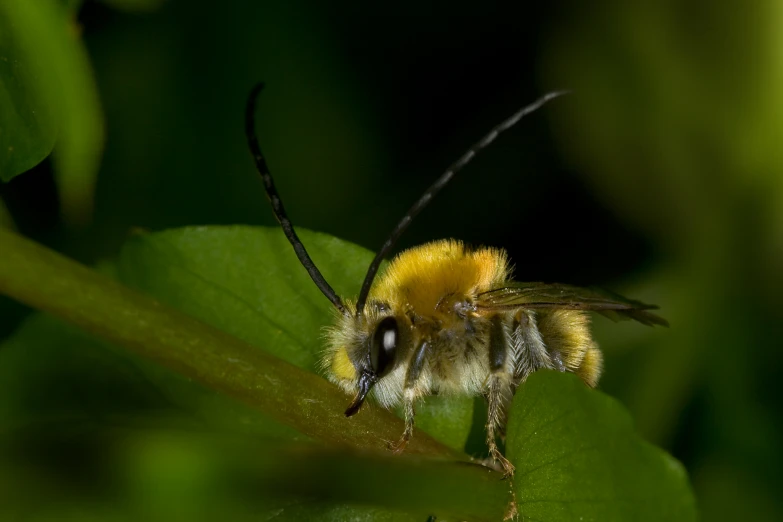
2,1,783,520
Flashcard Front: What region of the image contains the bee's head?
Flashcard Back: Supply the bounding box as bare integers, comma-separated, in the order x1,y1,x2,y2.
323,303,409,416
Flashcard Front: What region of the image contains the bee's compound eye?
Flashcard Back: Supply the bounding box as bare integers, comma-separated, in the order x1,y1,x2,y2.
370,316,398,376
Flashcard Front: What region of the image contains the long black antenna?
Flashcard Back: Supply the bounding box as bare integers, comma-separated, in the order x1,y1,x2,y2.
355,90,569,317
246,83,347,315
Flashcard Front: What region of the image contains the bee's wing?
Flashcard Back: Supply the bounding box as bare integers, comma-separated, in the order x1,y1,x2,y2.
475,282,669,327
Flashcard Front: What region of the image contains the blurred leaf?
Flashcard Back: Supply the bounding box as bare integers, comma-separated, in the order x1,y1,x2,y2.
693,457,783,522
0,312,165,424
62,0,85,15
99,0,166,12
0,198,14,230
0,421,507,521
0,0,103,223
507,370,697,522
240,442,508,521
0,3,58,180
256,504,424,522
543,1,783,254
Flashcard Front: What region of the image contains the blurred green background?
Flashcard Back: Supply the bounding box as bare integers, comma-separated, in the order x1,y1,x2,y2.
2,0,783,520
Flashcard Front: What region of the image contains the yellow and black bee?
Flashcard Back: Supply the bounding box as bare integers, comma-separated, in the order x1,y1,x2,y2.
245,84,667,475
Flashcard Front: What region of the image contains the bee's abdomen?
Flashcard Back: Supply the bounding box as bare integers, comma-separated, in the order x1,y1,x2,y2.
535,309,602,387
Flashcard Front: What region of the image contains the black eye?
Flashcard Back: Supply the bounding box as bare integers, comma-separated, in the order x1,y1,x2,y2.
370,316,398,376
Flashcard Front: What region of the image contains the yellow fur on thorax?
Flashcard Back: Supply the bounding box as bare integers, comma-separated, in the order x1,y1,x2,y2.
325,240,509,390
369,240,509,313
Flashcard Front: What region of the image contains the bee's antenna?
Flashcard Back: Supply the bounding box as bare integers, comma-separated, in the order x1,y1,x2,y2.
355,90,570,318
246,82,347,315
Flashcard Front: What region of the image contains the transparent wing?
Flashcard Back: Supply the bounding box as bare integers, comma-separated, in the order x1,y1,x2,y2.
475,282,668,327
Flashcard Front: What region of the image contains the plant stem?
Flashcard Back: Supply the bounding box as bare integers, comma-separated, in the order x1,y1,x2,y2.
0,228,466,458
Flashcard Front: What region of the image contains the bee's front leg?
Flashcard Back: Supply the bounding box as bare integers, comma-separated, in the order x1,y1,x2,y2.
389,394,415,453
389,340,430,454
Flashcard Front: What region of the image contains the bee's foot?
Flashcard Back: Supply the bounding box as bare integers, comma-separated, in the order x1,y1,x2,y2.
477,455,514,477
387,436,410,454
499,457,515,478
487,451,515,478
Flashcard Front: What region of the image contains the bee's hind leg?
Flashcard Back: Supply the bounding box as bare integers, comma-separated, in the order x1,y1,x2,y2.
485,316,516,476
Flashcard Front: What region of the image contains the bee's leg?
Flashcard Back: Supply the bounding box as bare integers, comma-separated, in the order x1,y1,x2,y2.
390,394,415,453
389,340,431,454
513,310,554,385
486,374,514,474
550,349,567,372
486,316,515,476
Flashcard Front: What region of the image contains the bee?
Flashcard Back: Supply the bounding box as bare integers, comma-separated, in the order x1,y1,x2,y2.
245,83,667,475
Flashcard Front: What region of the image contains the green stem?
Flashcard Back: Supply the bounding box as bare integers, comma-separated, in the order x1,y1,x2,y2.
0,228,465,458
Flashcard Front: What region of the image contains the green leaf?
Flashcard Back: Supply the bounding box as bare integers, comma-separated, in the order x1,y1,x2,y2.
506,371,698,522
413,395,475,452
116,226,475,448
116,226,372,371
0,226,462,458
0,0,103,224
0,198,14,230
0,3,58,180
